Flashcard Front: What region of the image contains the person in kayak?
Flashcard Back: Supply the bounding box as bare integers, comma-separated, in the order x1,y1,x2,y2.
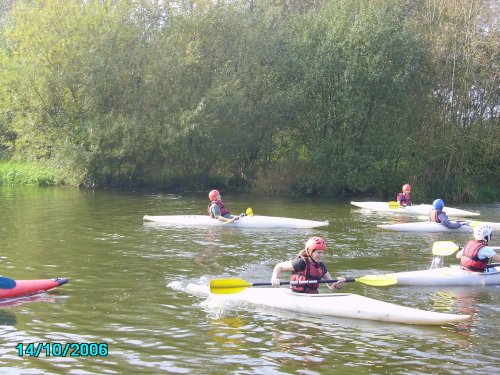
456,224,500,272
429,199,464,229
271,236,345,293
396,184,412,206
207,189,245,223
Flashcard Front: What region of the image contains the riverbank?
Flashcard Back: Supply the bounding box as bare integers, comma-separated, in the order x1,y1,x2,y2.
1,160,499,202
0,161,62,186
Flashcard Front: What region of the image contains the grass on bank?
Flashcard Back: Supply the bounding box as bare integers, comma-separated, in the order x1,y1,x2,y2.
0,161,62,186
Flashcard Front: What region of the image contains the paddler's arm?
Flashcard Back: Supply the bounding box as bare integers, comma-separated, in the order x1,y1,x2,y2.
210,204,239,223
491,253,500,263
271,260,294,287
218,215,239,223
457,247,500,262
439,213,462,229
323,272,345,291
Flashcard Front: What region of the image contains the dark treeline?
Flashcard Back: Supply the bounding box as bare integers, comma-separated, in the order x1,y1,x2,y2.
0,0,498,201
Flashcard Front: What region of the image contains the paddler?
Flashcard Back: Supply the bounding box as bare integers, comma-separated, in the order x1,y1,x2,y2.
207,189,245,223
429,199,464,229
271,237,345,293
396,184,412,206
457,224,500,272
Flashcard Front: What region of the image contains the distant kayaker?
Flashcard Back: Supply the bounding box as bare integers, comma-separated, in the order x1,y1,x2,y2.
396,184,412,206
429,199,463,229
271,237,345,293
457,224,500,272
207,189,245,223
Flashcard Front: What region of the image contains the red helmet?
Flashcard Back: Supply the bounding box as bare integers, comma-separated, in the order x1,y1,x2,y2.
402,184,411,191
305,237,327,256
208,189,220,201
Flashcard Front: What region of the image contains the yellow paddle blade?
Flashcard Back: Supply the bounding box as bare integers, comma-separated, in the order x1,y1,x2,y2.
432,241,460,256
210,278,252,294
468,221,480,228
388,201,400,209
355,275,398,286
246,207,254,217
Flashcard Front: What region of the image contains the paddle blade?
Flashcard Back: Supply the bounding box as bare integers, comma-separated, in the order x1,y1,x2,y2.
388,201,400,209
355,275,398,286
210,278,252,294
468,221,480,228
246,207,254,217
432,241,460,256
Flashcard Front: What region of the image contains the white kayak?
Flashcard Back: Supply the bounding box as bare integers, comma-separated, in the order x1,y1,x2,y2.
143,215,328,229
351,201,480,217
386,265,500,286
186,284,469,325
377,220,500,233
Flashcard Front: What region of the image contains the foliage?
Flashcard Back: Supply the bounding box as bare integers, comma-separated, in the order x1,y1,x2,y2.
0,0,498,201
0,161,61,186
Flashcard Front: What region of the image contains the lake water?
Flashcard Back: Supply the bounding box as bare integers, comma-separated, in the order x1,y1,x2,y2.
0,186,499,374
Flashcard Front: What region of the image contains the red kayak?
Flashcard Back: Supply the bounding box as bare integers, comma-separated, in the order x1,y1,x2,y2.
0,277,69,299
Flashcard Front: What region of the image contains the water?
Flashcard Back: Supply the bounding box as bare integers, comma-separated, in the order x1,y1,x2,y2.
0,186,499,374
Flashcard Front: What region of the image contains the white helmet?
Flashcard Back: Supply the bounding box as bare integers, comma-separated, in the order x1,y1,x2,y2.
474,224,492,242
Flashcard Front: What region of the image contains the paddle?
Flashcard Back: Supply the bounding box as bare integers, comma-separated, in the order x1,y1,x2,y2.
432,241,500,256
0,276,17,289
432,241,460,256
210,275,398,294
222,216,239,224
457,220,493,229
388,201,401,209
223,207,254,224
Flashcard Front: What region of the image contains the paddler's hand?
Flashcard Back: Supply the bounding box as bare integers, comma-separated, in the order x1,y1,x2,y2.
271,278,281,287
333,277,346,289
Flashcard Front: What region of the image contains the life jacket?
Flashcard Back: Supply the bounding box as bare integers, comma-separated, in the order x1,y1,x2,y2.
460,240,489,272
208,200,230,218
429,209,441,223
290,255,327,294
397,193,412,206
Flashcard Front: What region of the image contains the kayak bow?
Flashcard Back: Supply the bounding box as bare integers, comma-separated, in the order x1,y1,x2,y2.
0,278,69,299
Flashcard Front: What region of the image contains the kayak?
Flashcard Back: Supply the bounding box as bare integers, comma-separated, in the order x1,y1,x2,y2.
186,283,469,325
0,278,69,299
377,221,500,233
143,215,329,229
385,265,500,286
351,201,480,217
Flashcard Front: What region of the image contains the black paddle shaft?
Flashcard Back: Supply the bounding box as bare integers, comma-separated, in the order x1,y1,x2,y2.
252,278,354,287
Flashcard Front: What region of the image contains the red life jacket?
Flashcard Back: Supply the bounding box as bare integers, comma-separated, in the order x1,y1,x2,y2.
429,209,441,223
207,200,230,218
460,240,489,272
290,256,327,294
397,193,412,205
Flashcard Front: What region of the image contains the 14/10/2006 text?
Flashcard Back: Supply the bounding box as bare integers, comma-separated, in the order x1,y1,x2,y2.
16,342,108,357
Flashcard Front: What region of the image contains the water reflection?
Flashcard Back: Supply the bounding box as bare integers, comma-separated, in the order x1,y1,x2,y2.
0,310,17,326
0,293,67,309
196,294,474,374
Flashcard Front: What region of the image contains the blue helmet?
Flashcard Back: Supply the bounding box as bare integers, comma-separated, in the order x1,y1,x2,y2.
432,199,444,210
